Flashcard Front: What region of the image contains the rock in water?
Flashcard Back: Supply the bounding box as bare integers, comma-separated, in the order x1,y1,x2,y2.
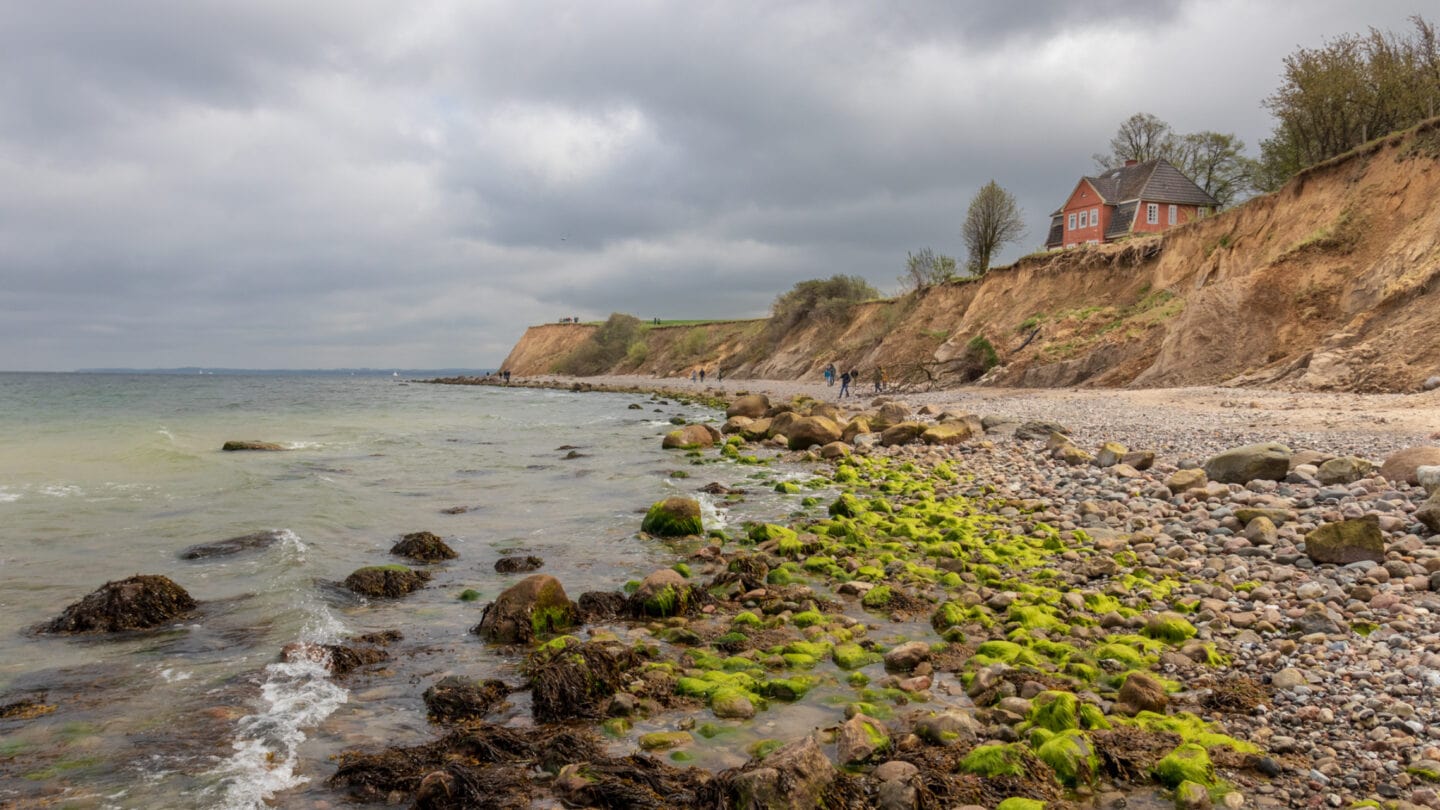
343,566,431,597
390,531,458,563
473,574,578,644
627,568,695,618
179,530,287,560
1380,447,1440,485
494,555,544,573
729,735,835,810
1304,516,1386,565
43,575,197,634
1203,442,1292,484
641,497,703,537
662,424,719,449
221,440,287,451
422,675,511,724
836,713,889,765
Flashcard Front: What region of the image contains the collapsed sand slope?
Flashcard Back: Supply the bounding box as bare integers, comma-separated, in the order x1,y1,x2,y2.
500,120,1440,391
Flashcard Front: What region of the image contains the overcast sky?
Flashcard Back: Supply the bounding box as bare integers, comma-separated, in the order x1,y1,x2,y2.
0,1,1426,370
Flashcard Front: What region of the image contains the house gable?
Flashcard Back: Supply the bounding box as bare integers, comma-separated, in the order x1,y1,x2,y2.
1049,158,1218,247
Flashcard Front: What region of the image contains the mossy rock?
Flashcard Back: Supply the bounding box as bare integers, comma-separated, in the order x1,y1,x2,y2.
221,440,286,451
829,493,864,518
959,742,1028,778
1035,729,1097,786
1142,612,1198,645
390,531,459,563
628,569,697,618
641,498,704,537
343,565,432,598
1028,691,1079,733
833,643,882,670
42,575,197,634
1304,516,1385,565
523,636,640,723
1153,742,1214,788
473,574,578,644
638,731,694,750
996,800,1046,810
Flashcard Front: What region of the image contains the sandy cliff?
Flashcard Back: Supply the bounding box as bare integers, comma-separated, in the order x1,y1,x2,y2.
500,119,1440,392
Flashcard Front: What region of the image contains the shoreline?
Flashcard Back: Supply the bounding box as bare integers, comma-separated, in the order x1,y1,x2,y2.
383,376,1440,807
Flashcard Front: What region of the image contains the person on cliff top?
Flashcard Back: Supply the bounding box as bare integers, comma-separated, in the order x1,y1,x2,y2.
838,370,851,398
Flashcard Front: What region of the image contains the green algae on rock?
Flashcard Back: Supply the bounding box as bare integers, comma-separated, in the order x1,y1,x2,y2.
641,497,704,537
473,573,578,644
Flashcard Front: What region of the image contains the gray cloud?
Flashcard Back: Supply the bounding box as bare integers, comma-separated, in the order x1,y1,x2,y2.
0,0,1423,369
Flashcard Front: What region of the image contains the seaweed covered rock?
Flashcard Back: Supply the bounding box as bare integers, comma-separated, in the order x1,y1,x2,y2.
42,574,197,634
524,636,641,723
474,574,578,644
1304,516,1385,565
577,590,628,622
422,675,511,724
640,497,703,537
836,713,889,765
628,568,697,618
390,531,458,563
179,529,287,560
494,555,544,573
343,565,432,598
282,638,391,677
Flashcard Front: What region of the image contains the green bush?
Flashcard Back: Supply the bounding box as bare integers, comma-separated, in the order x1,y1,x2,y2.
765,275,878,345
554,313,643,375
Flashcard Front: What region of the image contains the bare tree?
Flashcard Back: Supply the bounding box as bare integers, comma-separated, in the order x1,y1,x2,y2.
1093,112,1176,170
962,181,1026,275
899,247,958,292
1095,112,1255,207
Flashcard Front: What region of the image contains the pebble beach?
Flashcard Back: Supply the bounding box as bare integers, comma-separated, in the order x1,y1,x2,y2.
457,374,1440,809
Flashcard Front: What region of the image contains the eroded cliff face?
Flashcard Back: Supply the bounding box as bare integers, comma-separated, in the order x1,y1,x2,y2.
500,119,1440,392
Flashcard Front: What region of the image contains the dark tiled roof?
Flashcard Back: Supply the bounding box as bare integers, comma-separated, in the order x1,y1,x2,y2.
1105,201,1138,240
1084,159,1219,207
1046,215,1064,248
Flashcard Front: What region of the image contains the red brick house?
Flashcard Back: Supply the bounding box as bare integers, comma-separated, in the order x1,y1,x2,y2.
1045,158,1219,249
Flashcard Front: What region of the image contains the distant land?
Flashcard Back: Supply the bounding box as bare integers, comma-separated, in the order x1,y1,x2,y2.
68,367,494,376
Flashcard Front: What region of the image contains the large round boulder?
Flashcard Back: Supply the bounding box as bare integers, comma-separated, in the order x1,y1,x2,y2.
1203,442,1292,484
808,402,843,421
841,416,872,443
628,568,696,618
473,574,578,644
662,424,720,449
767,411,801,439
721,415,754,435
921,422,974,446
641,497,704,537
726,394,770,419
1379,447,1440,485
880,422,927,447
42,575,197,634
787,416,843,450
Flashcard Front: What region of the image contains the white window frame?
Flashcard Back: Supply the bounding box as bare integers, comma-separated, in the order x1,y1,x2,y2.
1091,207,1099,226
1068,212,1077,231
1146,203,1159,225
1078,210,1088,228
1168,204,1177,225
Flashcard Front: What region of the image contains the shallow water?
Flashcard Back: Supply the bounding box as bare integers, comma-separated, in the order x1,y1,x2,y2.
0,373,815,808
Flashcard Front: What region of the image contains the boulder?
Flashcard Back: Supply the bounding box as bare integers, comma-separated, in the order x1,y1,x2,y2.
473,574,578,644
808,402,843,421
42,574,197,634
729,735,835,810
712,688,756,719
739,418,773,441
641,497,704,536
912,709,982,746
836,713,889,765
819,441,851,459
221,440,286,451
1289,449,1333,470
494,555,544,573
767,411,801,440
343,565,432,598
870,401,911,429
1316,456,1374,486
1380,447,1440,485
1415,492,1440,534
1426,376,1440,391
179,530,286,560
628,568,696,618
662,424,719,449
1095,441,1128,468
841,416,872,443
1056,445,1093,466
1122,450,1155,471
1304,516,1385,565
883,641,931,672
1290,603,1344,635
1203,442,1292,484
1418,466,1440,495
1114,671,1168,716
390,531,458,563
1015,420,1070,441
727,394,770,419
787,416,843,450
921,422,974,446
880,422,927,447
721,416,754,435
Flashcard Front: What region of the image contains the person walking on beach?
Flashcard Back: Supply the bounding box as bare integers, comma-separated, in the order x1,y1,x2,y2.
699,369,705,383
872,367,883,393
838,370,851,398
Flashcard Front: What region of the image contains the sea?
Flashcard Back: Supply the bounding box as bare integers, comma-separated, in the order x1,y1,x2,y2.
0,372,811,808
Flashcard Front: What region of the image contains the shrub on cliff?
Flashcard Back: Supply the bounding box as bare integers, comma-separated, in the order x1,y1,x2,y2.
765,275,878,345
554,313,644,375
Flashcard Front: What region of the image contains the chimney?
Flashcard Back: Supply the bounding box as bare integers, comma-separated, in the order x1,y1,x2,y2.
1124,159,1138,167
